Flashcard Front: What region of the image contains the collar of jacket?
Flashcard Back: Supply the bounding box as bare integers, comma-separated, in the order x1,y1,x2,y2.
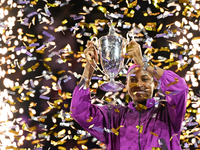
128,97,157,111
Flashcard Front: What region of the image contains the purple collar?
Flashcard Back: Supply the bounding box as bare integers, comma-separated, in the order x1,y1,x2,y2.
128,97,156,111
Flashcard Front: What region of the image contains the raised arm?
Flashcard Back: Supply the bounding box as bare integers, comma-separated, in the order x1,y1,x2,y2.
70,41,107,143
158,70,188,132
127,40,188,131
127,40,164,80
80,40,98,88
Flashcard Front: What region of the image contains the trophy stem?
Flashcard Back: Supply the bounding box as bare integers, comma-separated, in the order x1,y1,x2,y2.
99,73,124,92
109,72,116,83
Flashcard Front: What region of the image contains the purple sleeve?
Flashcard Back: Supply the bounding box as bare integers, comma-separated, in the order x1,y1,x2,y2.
158,70,189,132
70,85,108,143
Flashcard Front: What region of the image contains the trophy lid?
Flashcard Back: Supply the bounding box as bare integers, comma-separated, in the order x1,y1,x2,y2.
108,21,116,35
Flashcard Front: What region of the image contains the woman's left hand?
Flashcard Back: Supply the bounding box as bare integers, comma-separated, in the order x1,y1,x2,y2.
127,40,144,67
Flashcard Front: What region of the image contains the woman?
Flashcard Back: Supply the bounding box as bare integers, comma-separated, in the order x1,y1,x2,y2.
70,40,188,150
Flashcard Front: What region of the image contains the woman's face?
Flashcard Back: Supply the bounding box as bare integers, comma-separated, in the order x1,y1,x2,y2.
126,67,156,104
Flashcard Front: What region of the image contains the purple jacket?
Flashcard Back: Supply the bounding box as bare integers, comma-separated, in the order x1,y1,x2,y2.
70,70,188,150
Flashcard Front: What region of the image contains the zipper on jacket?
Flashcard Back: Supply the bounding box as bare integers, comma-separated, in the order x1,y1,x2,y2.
138,111,141,150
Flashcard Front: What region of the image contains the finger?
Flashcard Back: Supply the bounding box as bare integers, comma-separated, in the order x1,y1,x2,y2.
129,40,140,48
127,49,135,55
85,53,93,63
128,50,137,56
87,40,92,45
130,40,138,44
127,41,135,49
87,44,96,52
94,49,98,56
94,50,98,61
84,48,94,56
88,49,98,61
86,50,95,57
86,40,94,47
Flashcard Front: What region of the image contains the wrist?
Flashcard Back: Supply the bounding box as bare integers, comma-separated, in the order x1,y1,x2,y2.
83,64,94,81
142,61,150,71
85,64,95,72
141,55,150,71
79,76,90,90
137,61,144,68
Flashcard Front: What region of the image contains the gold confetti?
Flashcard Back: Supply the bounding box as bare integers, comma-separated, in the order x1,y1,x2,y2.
114,109,120,113
170,134,178,141
129,83,139,88
157,23,163,32
167,77,179,87
64,104,69,108
26,33,35,37
124,8,129,15
36,48,45,54
125,93,129,103
105,97,112,102
62,19,68,25
54,99,63,105
51,140,66,146
43,63,51,71
51,75,57,81
151,147,161,150
126,0,137,8
73,135,80,140
57,70,66,74
138,104,147,110
50,124,57,130
77,139,89,144
136,125,143,133
58,146,67,150
186,99,191,107
179,0,190,3
9,129,19,135
87,116,93,122
165,91,172,95
97,6,107,13
116,125,124,131
44,58,52,62
27,62,40,72
135,103,147,111
111,128,119,136
150,131,158,137
5,146,18,150
47,2,59,7
58,129,66,136
175,64,188,72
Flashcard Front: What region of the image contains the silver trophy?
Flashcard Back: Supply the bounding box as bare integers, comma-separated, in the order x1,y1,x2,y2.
92,22,134,92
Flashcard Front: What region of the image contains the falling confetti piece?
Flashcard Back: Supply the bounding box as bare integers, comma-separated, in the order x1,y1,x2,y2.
150,131,158,137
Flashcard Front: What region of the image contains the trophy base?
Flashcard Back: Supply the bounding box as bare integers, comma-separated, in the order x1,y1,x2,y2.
100,81,125,92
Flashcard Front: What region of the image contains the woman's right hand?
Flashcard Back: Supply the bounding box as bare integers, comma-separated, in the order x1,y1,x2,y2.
84,40,98,69
80,41,98,88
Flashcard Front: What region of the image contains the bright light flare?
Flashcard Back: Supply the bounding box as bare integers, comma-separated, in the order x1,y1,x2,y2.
3,78,14,88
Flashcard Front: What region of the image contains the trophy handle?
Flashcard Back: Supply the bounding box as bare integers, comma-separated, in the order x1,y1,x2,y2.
126,31,136,42
123,31,136,69
91,37,99,45
91,37,100,52
90,37,107,76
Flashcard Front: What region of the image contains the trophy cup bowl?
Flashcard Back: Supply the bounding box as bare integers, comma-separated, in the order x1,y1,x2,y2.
93,32,128,92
